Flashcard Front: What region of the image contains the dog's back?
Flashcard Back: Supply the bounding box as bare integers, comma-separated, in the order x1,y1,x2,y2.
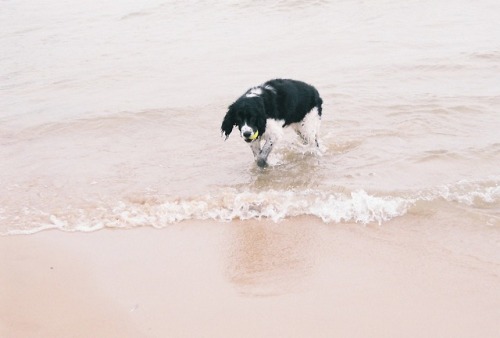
263,79,322,125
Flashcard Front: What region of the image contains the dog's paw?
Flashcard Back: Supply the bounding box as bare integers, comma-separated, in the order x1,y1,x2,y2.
256,158,268,168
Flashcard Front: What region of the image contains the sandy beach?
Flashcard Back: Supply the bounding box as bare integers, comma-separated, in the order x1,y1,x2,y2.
2,217,499,338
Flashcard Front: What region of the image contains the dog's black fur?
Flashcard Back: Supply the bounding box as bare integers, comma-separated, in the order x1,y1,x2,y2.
221,79,323,167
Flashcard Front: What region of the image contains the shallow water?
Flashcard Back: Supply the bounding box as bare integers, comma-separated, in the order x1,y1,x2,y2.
1,0,499,236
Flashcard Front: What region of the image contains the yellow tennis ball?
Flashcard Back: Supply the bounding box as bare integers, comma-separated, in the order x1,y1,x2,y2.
249,130,259,140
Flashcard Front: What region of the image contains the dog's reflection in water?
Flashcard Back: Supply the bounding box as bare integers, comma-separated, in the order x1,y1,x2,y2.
225,219,318,297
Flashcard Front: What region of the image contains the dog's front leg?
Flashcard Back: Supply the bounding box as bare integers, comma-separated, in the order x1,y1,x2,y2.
250,139,261,158
256,139,274,168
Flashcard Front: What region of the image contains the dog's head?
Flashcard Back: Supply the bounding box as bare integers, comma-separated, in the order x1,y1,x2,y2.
221,98,266,143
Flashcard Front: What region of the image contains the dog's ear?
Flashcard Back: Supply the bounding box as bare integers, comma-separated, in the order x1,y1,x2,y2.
221,107,235,140
255,115,266,138
255,103,267,138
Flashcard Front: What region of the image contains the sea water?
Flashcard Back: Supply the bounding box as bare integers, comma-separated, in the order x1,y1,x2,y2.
1,0,499,236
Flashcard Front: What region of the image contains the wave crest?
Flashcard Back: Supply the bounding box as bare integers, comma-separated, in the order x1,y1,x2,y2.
3,177,498,235
111,189,412,227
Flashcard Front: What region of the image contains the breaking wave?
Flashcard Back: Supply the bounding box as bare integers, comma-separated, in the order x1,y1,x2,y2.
113,189,413,226
3,177,499,235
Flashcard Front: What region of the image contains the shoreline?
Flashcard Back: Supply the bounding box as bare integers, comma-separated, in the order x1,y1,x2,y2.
1,218,499,337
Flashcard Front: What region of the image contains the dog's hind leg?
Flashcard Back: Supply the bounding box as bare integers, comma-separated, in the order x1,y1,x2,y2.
296,107,322,149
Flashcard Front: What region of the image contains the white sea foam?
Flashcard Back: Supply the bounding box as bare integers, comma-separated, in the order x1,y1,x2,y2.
102,178,498,229
436,180,500,206
2,178,498,235
108,189,413,226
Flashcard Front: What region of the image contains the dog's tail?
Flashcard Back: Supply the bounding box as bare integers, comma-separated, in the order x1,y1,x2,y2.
316,96,323,117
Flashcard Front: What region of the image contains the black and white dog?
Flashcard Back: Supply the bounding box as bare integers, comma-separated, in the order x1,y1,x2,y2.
221,79,323,167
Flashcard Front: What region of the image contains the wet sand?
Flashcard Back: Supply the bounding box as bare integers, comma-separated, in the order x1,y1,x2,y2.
2,218,499,338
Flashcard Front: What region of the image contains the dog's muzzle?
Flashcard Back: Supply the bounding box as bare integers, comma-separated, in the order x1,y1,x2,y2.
243,130,259,143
